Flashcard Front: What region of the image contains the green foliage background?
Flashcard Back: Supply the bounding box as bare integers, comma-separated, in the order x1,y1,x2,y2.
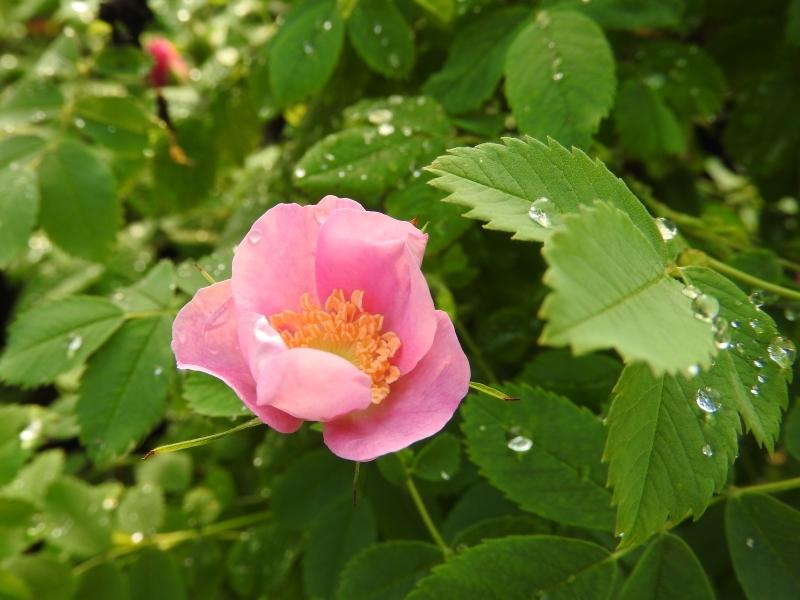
1,0,800,598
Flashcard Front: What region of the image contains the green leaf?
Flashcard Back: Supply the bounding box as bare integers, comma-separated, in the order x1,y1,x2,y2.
0,135,45,170
605,362,740,547
619,534,714,600
540,202,715,374
0,296,125,387
272,449,353,530
412,0,455,23
0,166,38,268
3,557,75,600
336,541,442,600
226,524,302,597
75,564,128,600
682,267,789,450
182,371,250,418
303,499,377,599
37,140,120,261
77,316,173,464
541,0,685,30
1,449,64,503
426,136,660,247
412,432,462,482
269,0,344,106
451,515,551,549
112,260,176,313
423,7,529,114
614,79,686,161
505,10,616,148
725,493,800,600
348,0,414,78
0,80,63,129
462,384,614,530
295,96,449,199
43,476,112,556
129,549,186,600
407,535,617,599
441,482,518,542
116,484,165,535
0,570,32,600
73,95,150,154
786,401,800,461
136,453,193,494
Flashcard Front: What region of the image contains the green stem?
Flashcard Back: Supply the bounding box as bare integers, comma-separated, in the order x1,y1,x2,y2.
455,320,499,385
469,381,517,401
729,476,800,498
74,511,271,575
680,249,800,303
404,474,451,557
144,418,261,457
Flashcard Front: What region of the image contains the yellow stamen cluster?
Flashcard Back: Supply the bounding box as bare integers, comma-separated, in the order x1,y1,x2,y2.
269,289,401,404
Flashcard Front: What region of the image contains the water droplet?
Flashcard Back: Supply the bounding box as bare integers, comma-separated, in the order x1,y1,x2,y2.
131,532,144,544
757,374,766,384
655,217,678,241
745,537,755,548
66,333,83,358
322,20,332,31
368,109,393,124
303,42,314,55
102,497,118,510
294,167,306,179
712,317,731,349
247,229,262,244
749,290,766,307
440,471,451,481
507,435,533,453
749,385,760,396
377,123,395,136
18,419,43,449
253,456,264,467
73,117,85,129
686,364,701,377
731,320,740,329
528,197,561,228
692,294,719,323
696,387,722,413
552,72,564,81
153,366,163,376
373,24,383,35
701,444,714,457
752,359,764,369
767,336,796,369
682,285,701,300
749,319,763,334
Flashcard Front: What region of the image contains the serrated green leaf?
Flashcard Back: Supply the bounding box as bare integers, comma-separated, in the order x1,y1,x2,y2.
407,535,617,599
335,541,441,600
683,267,789,450
116,484,165,535
441,482,519,542
0,166,38,268
462,384,614,530
77,316,173,464
423,7,529,114
111,260,176,313
451,515,550,549
129,549,186,600
348,0,414,78
0,296,125,387
43,476,112,556
37,140,120,261
505,10,616,148
614,79,686,161
269,0,344,106
619,534,714,600
303,499,377,599
605,363,740,547
295,96,448,198
540,202,715,374
412,432,461,482
541,0,685,30
426,136,661,246
725,493,800,600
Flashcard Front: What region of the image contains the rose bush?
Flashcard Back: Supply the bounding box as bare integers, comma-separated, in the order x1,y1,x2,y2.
172,196,470,461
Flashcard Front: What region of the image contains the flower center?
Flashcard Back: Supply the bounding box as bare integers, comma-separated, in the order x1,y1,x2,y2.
269,289,401,404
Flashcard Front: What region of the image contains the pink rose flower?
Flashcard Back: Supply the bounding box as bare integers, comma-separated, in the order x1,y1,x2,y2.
172,196,470,461
146,37,188,88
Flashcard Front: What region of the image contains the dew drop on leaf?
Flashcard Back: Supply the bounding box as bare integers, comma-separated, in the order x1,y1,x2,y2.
66,333,83,358
691,294,719,323
748,290,766,308
767,336,796,369
682,285,701,300
701,444,714,457
377,123,395,136
655,217,678,241
695,387,721,413
527,197,561,228
507,435,533,453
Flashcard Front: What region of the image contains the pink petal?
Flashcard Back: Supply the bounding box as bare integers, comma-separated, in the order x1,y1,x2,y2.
171,280,302,433
323,311,470,461
314,209,436,374
230,197,364,317
256,348,373,422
